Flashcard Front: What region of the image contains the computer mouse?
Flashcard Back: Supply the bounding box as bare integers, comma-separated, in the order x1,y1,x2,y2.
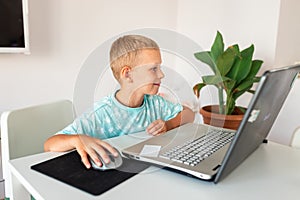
89,148,123,171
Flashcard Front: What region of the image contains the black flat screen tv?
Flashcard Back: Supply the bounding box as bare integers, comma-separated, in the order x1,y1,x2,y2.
0,0,29,53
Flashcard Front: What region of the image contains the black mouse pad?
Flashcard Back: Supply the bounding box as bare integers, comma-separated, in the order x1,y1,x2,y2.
31,151,150,196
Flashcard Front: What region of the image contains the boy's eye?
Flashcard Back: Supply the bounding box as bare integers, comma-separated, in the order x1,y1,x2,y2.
151,67,158,72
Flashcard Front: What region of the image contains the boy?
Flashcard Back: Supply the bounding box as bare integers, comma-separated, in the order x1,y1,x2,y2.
44,35,195,169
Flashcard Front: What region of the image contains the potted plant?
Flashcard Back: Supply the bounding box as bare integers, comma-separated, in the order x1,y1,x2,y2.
193,31,263,130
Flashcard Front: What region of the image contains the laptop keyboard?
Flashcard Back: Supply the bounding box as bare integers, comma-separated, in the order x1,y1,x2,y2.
159,129,234,167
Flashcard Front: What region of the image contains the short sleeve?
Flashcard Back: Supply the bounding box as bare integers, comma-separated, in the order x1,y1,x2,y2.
151,95,183,121
57,111,97,136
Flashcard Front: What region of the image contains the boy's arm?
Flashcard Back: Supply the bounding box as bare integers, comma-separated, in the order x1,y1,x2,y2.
44,134,80,152
147,106,195,135
166,105,195,130
44,134,118,169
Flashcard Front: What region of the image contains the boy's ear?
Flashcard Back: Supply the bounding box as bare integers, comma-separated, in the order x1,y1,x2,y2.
120,66,132,82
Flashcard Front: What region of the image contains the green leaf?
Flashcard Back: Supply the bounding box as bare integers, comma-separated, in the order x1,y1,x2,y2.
253,76,261,82
226,44,254,84
225,94,236,115
194,51,217,73
210,31,224,62
235,79,254,92
233,86,252,99
232,79,254,99
237,106,247,113
224,79,236,94
247,89,256,94
216,45,239,76
202,75,230,85
245,59,263,79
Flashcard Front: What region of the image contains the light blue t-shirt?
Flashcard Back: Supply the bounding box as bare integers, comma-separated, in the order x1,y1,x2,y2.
59,92,183,139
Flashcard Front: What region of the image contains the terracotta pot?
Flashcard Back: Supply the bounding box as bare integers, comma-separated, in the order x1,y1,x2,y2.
199,105,245,130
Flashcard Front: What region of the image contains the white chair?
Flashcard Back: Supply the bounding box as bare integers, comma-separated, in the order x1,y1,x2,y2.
1,100,75,200
290,127,300,148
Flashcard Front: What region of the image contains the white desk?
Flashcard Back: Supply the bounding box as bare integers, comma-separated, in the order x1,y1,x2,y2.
8,132,300,200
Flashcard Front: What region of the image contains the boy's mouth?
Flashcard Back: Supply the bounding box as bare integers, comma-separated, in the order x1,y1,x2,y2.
153,83,160,86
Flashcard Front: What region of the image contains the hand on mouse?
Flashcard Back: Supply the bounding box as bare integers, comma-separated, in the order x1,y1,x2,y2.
146,119,167,136
74,134,119,169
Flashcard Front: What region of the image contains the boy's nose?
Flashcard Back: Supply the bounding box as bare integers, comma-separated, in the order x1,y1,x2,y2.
158,68,165,79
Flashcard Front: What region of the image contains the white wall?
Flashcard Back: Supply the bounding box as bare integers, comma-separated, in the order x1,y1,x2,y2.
177,0,281,69
0,0,178,113
0,0,299,145
275,0,300,66
270,0,300,145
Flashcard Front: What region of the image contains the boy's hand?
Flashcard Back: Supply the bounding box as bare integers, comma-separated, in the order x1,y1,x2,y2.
74,135,119,169
146,119,167,136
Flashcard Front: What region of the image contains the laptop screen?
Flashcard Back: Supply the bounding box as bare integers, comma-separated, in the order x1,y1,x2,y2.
215,64,300,183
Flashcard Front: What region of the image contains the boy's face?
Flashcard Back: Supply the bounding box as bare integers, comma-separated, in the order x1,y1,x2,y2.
129,49,164,95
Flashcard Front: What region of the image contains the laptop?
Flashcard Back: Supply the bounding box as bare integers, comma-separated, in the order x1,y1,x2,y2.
122,64,300,183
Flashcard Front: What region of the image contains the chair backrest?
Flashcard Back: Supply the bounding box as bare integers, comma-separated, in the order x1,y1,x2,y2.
290,127,300,148
1,100,75,198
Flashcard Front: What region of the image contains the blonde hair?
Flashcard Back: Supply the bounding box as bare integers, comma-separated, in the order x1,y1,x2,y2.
110,35,159,81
